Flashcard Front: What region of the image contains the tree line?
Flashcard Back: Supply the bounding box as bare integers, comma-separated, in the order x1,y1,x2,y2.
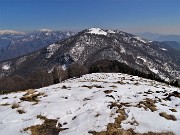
0,59,179,94
0,62,88,94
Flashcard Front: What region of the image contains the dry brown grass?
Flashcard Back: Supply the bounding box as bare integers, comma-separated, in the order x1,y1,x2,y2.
169,109,177,112
103,90,114,94
139,132,175,135
115,81,126,84
159,112,176,121
20,91,45,103
89,101,175,135
25,89,36,95
93,85,104,88
109,85,117,88
89,107,132,135
137,98,157,112
0,103,10,106
82,85,93,89
2,97,8,99
17,109,26,114
24,115,67,135
82,85,104,89
163,91,180,101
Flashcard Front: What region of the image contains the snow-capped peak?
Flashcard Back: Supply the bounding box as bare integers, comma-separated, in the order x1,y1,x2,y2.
39,29,52,32
0,30,24,35
87,28,107,35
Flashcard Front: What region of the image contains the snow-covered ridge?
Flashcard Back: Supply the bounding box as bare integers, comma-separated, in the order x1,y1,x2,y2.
86,28,149,44
0,30,24,35
0,73,179,135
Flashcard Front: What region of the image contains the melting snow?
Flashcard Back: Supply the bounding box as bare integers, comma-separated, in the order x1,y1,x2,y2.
87,28,107,36
0,73,179,135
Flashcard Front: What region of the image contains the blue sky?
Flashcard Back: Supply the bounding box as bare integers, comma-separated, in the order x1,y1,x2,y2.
0,0,180,34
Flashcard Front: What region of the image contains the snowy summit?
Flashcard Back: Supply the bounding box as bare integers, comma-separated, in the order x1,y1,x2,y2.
87,28,108,35
0,73,179,135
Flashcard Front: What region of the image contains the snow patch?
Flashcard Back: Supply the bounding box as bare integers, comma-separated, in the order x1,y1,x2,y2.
149,67,159,74
160,48,167,51
87,28,107,36
120,46,126,53
107,30,115,34
46,44,59,58
2,64,10,70
66,32,70,36
134,37,147,43
137,56,147,63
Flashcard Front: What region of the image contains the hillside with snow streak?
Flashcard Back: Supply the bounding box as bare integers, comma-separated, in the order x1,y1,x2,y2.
0,73,179,135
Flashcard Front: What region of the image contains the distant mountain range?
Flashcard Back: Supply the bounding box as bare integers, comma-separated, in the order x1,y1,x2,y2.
0,30,75,62
0,28,179,81
162,41,180,50
135,32,180,43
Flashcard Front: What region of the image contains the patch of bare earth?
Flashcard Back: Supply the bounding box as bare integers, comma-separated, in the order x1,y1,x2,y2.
109,85,117,88
89,102,174,135
20,89,46,104
159,112,176,121
169,109,177,112
24,115,67,135
137,98,157,112
104,90,114,94
17,109,25,114
163,91,180,101
0,103,10,106
82,85,104,89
